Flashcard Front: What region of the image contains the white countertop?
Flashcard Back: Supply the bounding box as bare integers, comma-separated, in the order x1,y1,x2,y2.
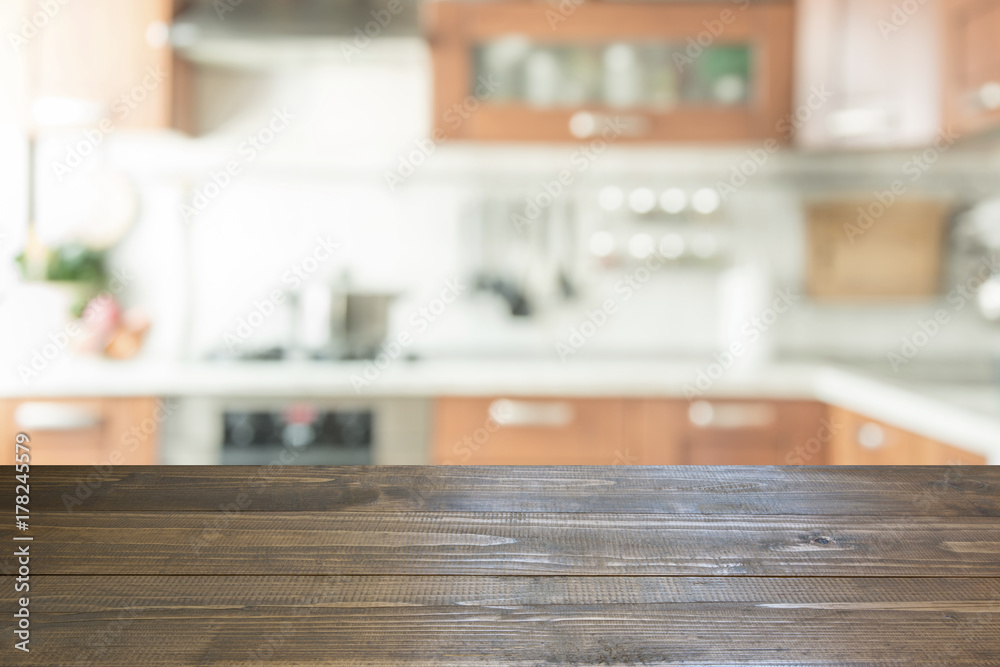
4,358,999,463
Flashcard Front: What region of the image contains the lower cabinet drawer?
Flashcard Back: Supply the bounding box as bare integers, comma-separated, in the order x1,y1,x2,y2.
682,400,780,466
828,406,987,465
433,397,626,465
2,397,162,465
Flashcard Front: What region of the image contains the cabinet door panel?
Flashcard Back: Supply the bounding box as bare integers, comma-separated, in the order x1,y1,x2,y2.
942,0,1000,136
682,400,779,465
795,0,941,148
828,405,986,465
776,401,831,465
685,431,778,466
634,399,828,466
923,439,988,466
25,0,179,130
625,400,688,465
433,397,626,465
1,397,161,465
427,0,794,142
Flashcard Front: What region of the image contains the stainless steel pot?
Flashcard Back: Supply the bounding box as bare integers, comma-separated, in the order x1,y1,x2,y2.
331,292,397,359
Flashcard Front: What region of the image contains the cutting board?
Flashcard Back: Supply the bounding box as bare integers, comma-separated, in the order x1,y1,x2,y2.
806,198,950,299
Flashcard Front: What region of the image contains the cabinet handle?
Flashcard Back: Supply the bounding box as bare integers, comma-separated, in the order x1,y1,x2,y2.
14,402,104,431
979,82,1000,111
688,401,776,429
857,423,885,450
488,399,574,428
146,21,170,49
569,111,650,139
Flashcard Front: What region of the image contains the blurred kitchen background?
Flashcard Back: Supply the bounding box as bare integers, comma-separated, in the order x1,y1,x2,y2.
2,0,1000,467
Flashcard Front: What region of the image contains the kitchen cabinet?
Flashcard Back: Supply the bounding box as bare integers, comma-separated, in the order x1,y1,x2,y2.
827,405,987,465
795,0,942,148
433,397,628,465
646,399,830,466
425,0,795,142
1,397,162,465
941,0,1000,137
23,0,192,132
432,397,829,466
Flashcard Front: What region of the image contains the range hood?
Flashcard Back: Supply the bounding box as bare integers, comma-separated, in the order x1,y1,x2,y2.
171,0,425,68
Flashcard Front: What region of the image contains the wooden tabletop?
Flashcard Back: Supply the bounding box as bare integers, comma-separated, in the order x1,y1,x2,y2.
2,466,999,665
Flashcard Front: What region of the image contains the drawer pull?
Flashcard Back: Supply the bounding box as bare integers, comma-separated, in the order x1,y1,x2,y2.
488,400,574,428
569,111,650,139
688,401,776,429
14,402,104,431
146,21,170,49
979,82,1000,111
857,423,885,450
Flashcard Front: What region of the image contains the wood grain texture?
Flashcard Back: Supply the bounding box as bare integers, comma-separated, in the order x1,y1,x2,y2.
8,465,999,515
6,511,1000,577
1,466,998,665
1,576,998,666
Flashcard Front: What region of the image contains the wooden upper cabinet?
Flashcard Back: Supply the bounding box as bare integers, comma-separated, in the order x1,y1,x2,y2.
941,0,1000,136
794,0,942,148
24,0,190,132
425,0,795,142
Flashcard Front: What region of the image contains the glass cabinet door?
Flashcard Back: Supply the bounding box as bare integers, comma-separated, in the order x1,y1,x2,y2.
474,41,753,110
427,1,794,142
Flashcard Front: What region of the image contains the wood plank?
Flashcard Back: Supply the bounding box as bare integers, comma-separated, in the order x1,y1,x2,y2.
8,466,998,516
2,576,997,666
7,511,999,577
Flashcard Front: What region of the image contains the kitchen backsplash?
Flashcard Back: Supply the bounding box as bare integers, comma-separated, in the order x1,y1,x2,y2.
5,55,1000,369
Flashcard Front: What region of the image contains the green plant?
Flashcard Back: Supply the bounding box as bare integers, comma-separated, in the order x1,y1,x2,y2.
16,244,108,284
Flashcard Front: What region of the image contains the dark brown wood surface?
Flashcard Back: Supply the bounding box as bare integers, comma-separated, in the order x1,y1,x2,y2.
2,466,999,665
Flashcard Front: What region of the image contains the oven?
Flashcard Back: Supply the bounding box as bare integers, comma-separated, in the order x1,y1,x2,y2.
160,396,430,466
